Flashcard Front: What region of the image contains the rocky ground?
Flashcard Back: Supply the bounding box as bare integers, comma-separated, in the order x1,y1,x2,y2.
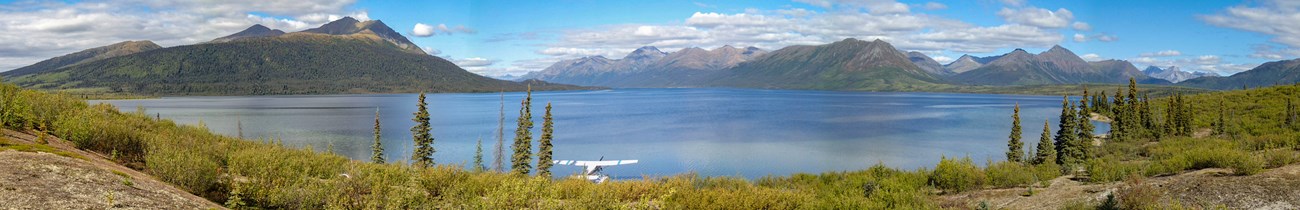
939,165,1300,209
0,129,221,209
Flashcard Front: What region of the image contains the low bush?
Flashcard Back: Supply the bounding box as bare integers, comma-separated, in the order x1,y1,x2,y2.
929,156,985,193
1145,137,1262,176
1087,156,1144,183
1263,149,1298,169
985,160,1033,188
1116,176,1163,210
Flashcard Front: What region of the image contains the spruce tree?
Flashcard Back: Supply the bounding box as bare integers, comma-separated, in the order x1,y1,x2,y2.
1075,98,1095,160
538,102,555,177
1215,99,1226,136
1079,86,1090,113
1007,103,1024,163
1110,88,1126,141
1141,93,1157,138
494,91,506,172
411,92,435,168
372,108,384,164
1034,119,1057,165
1179,94,1193,135
1054,97,1077,165
1095,90,1108,114
1286,98,1295,128
1170,93,1180,136
512,86,534,175
474,136,485,172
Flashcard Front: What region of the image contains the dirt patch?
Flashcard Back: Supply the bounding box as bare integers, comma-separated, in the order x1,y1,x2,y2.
939,176,1118,209
942,166,1300,209
0,129,221,209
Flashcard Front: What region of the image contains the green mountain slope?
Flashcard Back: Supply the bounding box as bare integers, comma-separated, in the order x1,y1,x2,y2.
3,20,590,95
2,40,161,76
1178,58,1300,90
707,38,946,90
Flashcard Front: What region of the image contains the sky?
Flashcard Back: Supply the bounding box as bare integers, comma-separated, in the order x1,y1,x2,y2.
0,0,1296,77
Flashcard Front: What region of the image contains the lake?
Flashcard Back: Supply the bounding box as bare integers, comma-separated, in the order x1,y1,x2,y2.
94,88,1105,179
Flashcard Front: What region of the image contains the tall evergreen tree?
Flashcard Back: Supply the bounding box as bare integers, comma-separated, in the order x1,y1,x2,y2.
474,136,485,172
512,86,534,175
1075,98,1095,160
1054,97,1078,165
1007,103,1024,163
1095,90,1108,114
372,108,384,164
1079,86,1090,113
1033,119,1057,165
1140,93,1157,138
1215,99,1226,136
1110,87,1127,141
538,102,555,177
1286,98,1295,128
1170,93,1180,136
1179,94,1193,135
411,92,435,168
494,91,505,172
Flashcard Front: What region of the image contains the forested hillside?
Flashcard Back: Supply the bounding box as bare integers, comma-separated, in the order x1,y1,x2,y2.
3,34,589,95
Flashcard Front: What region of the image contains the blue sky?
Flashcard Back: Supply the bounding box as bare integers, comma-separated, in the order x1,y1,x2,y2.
0,0,1295,76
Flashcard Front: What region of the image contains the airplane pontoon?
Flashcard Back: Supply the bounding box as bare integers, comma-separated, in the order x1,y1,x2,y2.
552,157,638,183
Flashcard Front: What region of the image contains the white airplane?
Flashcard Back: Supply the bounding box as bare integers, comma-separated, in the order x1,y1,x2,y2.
552,157,638,183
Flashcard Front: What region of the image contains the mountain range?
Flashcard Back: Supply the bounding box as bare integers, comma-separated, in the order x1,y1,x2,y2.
1141,66,1219,83
1,17,590,95
526,39,1215,91
521,45,767,87
1178,58,1300,90
6,17,1300,94
709,38,943,90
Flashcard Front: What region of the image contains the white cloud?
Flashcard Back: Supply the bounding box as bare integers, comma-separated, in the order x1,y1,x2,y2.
1201,0,1300,59
794,0,910,14
1139,50,1182,57
0,0,364,71
450,57,496,67
1129,54,1258,76
1080,53,1104,61
412,23,436,37
1073,33,1086,42
1072,22,1091,31
421,47,441,55
1001,0,1026,7
1095,34,1118,42
922,2,947,10
410,22,475,37
997,7,1074,28
931,55,954,63
539,5,1066,64
686,12,783,27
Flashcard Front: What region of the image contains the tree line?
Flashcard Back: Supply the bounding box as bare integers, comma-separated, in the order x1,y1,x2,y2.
369,85,557,176
1006,78,1200,173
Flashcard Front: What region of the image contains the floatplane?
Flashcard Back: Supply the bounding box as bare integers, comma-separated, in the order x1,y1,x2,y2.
552,157,638,183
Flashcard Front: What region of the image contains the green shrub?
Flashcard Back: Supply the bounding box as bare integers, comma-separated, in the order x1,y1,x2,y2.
929,156,985,193
1146,137,1262,176
1087,156,1143,183
985,161,1033,188
1116,176,1163,210
1032,162,1063,186
1263,149,1298,168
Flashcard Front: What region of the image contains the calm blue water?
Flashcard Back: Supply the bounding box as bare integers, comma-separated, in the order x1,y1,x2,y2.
95,88,1106,179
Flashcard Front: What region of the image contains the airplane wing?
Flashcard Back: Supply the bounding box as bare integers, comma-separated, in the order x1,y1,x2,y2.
553,160,638,166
